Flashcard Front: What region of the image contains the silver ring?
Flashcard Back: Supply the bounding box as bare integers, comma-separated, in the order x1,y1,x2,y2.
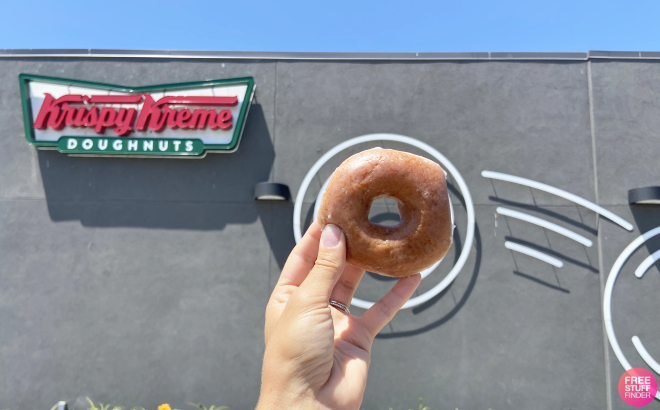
329,300,350,315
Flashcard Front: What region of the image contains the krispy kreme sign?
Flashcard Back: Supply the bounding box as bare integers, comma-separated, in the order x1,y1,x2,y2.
19,74,255,157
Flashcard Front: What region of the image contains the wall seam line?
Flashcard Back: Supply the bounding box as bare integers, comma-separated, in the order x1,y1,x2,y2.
588,59,612,410
267,61,279,289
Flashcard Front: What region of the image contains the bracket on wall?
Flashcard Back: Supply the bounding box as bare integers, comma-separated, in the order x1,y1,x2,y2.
629,187,660,205
254,182,291,201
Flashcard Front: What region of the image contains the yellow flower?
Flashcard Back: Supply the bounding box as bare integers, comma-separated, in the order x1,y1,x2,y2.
158,404,171,410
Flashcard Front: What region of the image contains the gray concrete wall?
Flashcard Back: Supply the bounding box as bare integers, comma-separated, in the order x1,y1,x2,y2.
0,56,658,410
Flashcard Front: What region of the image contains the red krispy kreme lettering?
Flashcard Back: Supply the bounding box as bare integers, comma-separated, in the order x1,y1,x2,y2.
163,106,178,129
188,109,217,129
114,108,138,136
64,105,87,127
153,96,237,107
217,109,232,130
175,109,192,128
96,107,117,133
135,94,166,132
34,92,236,136
34,94,84,130
82,107,99,127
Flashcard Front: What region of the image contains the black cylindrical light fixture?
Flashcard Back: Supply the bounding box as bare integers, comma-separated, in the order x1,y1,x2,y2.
57,401,68,410
629,186,660,205
254,182,291,201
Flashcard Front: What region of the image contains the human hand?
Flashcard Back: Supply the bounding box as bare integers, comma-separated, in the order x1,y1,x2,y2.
256,221,422,410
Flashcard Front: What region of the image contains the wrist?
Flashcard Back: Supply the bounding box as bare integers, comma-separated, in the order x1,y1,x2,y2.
256,389,318,410
258,348,319,410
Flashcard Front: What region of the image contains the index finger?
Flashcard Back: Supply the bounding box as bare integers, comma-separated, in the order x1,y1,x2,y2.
274,220,323,289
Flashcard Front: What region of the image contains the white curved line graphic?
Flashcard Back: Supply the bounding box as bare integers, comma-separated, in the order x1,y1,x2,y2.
293,134,475,309
635,250,660,278
504,241,564,268
497,207,593,247
604,226,660,401
482,170,633,231
632,336,660,376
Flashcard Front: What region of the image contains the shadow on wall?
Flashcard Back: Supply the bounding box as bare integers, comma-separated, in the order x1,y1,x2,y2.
38,104,274,230
376,224,482,339
265,200,297,271
371,181,481,338
485,179,599,297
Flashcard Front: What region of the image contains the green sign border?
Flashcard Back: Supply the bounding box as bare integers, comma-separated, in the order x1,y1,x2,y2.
18,73,255,154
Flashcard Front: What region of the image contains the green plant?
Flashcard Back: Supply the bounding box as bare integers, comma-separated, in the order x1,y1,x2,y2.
187,404,231,410
50,396,495,410
412,397,430,410
385,396,431,410
376,397,494,410
82,397,146,410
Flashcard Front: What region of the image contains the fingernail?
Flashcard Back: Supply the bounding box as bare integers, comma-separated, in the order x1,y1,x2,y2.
321,224,342,248
402,272,421,281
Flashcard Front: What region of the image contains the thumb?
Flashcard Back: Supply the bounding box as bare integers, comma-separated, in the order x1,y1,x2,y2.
297,224,346,303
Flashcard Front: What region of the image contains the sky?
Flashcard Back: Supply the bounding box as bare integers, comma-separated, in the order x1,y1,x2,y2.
1,0,659,52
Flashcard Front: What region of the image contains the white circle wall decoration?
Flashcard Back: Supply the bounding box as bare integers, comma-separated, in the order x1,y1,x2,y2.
604,227,660,401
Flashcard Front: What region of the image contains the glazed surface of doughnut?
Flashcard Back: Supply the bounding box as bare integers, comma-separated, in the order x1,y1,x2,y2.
317,148,452,277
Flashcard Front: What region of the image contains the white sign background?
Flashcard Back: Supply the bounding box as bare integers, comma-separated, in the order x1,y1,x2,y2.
29,81,249,145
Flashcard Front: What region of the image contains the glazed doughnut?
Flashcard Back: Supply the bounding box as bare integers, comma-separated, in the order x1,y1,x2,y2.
317,147,453,277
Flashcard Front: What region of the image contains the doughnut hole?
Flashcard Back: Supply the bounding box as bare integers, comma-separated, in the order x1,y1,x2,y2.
317,147,452,277
368,196,402,228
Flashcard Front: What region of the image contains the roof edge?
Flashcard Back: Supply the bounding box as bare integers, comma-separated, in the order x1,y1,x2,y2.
0,49,659,61
0,49,585,60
